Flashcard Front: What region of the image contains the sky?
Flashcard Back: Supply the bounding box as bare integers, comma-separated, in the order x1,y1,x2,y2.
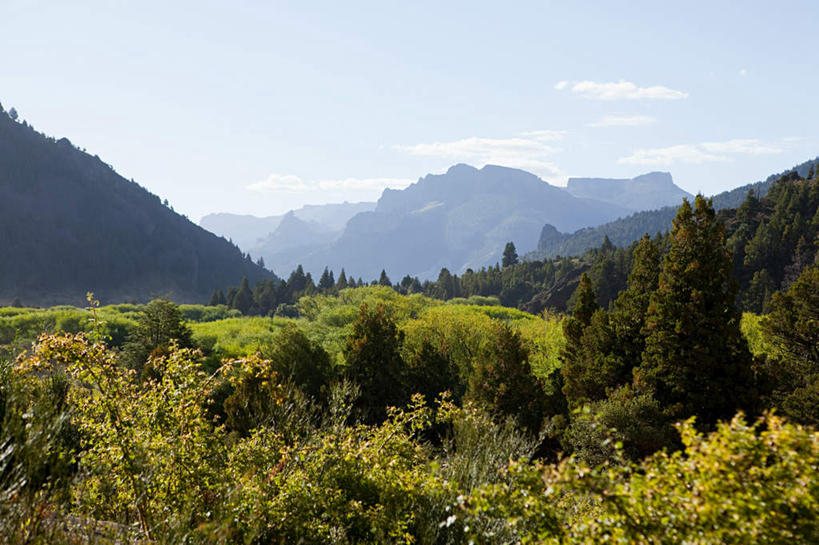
3,0,818,222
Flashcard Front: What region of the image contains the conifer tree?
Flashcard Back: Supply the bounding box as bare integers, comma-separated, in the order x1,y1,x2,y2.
287,265,307,293
336,268,348,290
635,197,755,426
378,269,392,287
760,264,819,426
467,323,547,434
231,277,254,315
318,267,334,290
560,273,600,405
610,235,661,366
209,289,221,306
343,303,406,423
502,242,519,267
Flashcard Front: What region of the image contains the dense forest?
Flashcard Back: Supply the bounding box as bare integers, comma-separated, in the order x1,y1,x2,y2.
1,186,817,542
0,105,273,306
215,167,819,319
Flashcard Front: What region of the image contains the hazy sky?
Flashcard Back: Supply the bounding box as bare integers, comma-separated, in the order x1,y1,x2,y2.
3,1,818,221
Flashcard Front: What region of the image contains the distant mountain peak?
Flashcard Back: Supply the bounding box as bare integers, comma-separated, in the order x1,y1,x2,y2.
566,172,691,211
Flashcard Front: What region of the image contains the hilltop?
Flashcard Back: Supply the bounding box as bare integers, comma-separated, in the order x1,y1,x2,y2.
0,106,273,306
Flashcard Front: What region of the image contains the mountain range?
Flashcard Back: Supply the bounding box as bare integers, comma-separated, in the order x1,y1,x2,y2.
200,201,375,250
529,157,819,260
0,107,272,306
203,166,695,281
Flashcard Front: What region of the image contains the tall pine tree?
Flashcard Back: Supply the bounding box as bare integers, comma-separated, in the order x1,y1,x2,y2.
635,196,755,426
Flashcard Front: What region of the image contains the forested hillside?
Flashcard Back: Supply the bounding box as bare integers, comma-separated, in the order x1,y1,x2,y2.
0,106,273,306
530,156,819,260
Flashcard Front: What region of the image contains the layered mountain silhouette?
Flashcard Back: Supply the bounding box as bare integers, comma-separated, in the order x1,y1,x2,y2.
246,164,640,280
201,201,375,250
0,107,273,306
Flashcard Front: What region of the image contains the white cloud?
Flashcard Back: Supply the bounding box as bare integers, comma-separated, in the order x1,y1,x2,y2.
557,79,688,100
396,136,561,159
520,129,567,141
588,114,656,127
394,132,566,183
315,177,413,191
247,173,311,192
247,174,413,193
619,138,783,166
701,139,782,154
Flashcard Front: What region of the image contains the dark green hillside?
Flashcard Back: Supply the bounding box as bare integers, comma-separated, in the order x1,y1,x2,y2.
0,106,273,306
530,156,819,260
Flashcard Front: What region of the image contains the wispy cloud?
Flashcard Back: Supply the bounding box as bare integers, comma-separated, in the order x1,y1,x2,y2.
588,114,656,127
700,139,782,154
556,79,688,100
394,132,566,182
248,173,413,193
520,129,567,141
619,138,783,166
247,173,310,192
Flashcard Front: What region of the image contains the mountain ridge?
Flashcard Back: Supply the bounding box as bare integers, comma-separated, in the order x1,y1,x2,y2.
0,107,273,306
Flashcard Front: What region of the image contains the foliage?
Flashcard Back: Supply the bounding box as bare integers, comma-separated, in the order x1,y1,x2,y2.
467,323,549,435
120,298,194,375
636,196,756,425
758,264,819,426
343,303,408,423
14,333,227,540
459,413,819,544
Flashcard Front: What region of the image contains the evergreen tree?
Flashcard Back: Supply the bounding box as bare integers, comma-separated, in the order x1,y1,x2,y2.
635,197,756,426
610,235,661,367
336,269,348,290
262,323,334,402
121,298,193,374
231,277,254,315
303,272,316,293
343,303,406,423
253,280,277,316
378,269,392,287
209,289,221,306
467,323,547,434
318,267,335,290
561,237,661,408
502,242,519,267
759,264,819,426
560,273,600,406
288,265,307,292
571,273,598,325
762,264,819,370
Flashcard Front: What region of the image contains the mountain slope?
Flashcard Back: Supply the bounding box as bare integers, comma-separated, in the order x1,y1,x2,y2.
0,107,273,306
200,201,375,250
257,164,631,280
529,157,819,260
566,171,692,211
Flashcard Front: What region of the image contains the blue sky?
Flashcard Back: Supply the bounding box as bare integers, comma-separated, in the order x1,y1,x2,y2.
3,0,818,221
